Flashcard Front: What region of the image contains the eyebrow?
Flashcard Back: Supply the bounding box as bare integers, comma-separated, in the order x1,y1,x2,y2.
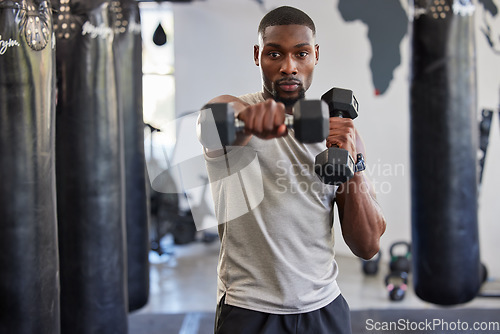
264,42,312,49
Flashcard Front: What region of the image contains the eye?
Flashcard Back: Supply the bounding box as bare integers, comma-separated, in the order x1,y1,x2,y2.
268,52,280,58
297,51,309,58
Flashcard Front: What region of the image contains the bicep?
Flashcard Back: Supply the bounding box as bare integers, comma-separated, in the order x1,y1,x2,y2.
204,95,252,121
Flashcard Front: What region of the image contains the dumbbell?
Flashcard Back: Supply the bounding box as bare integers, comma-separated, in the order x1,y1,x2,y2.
314,88,363,185
199,99,329,148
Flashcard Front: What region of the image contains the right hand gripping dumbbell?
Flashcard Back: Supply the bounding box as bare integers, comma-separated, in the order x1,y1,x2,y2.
314,87,364,185
198,99,329,148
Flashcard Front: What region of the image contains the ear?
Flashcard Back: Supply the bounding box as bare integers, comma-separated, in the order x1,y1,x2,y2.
254,44,260,66
315,44,320,65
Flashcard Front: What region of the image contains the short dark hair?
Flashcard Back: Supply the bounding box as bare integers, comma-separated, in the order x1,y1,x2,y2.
258,6,316,37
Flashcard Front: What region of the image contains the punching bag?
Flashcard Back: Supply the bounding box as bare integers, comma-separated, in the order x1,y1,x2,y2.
0,1,59,333
409,0,481,305
54,0,128,332
112,0,150,312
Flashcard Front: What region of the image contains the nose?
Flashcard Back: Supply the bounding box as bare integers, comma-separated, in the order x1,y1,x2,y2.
280,55,298,75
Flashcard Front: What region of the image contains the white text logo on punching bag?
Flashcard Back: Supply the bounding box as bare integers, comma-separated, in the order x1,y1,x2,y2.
81,22,114,39
0,35,20,55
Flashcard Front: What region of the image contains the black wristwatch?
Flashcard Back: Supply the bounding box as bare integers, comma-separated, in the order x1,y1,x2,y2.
355,153,366,173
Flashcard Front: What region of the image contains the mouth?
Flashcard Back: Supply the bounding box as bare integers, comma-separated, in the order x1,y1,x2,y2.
277,80,301,92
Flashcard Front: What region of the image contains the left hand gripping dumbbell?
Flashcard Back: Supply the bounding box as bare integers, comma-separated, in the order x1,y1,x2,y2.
314,88,365,185
198,99,329,148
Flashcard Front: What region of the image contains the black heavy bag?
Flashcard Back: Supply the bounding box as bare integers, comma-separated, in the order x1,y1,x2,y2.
112,0,150,312
54,1,128,332
409,0,481,305
0,2,59,334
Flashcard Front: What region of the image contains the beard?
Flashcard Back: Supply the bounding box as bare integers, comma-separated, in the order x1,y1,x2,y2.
273,87,306,107
266,82,306,107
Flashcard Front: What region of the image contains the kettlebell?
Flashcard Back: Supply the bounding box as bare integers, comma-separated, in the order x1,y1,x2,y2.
389,241,411,273
385,271,408,301
481,262,488,284
361,251,382,276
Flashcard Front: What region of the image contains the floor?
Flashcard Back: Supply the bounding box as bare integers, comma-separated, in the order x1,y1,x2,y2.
135,233,500,315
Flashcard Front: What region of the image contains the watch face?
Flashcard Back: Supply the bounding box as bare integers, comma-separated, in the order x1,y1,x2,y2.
355,153,366,173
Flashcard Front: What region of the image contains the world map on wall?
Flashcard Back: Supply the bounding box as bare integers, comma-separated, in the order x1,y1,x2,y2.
337,0,499,96
337,0,407,96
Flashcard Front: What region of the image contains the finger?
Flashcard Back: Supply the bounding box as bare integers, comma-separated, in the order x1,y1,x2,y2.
238,108,255,134
329,119,356,138
261,100,284,134
251,104,268,134
273,102,286,128
326,138,341,148
329,117,354,130
262,100,278,133
271,102,288,137
275,124,288,137
259,101,284,137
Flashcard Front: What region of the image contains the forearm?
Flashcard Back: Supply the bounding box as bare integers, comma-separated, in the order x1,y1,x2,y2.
336,171,386,260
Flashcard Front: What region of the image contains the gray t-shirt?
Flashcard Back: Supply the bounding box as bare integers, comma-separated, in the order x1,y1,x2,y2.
205,92,341,314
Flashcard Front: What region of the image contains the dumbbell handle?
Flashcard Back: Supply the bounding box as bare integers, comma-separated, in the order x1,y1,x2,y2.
315,87,364,185
327,112,344,149
330,110,348,119
234,114,294,132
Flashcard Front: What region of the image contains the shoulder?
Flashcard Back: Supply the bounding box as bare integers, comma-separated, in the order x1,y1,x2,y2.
238,92,265,105
205,94,246,105
205,92,264,106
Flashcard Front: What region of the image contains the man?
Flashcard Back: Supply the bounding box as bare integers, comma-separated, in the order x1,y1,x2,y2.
199,6,386,334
